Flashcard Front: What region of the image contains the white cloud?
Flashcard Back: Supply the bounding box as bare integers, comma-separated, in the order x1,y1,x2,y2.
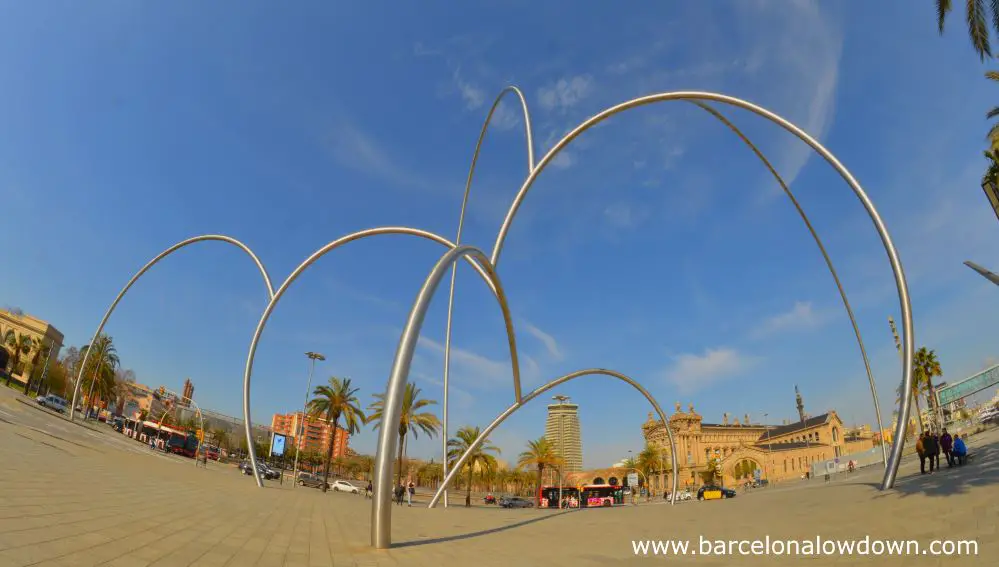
523,322,563,360
663,348,758,393
550,151,574,169
750,301,823,339
537,75,593,113
452,68,485,110
602,203,649,230
416,336,516,388
324,120,436,192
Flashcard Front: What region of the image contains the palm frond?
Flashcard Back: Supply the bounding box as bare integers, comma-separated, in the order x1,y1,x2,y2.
992,0,999,35
939,0,953,33
967,0,993,61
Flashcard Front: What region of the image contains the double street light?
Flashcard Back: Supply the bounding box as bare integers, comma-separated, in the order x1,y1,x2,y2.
292,351,325,485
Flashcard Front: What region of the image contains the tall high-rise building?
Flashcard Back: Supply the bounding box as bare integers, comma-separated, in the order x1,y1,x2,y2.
181,378,195,408
545,402,582,472
271,412,349,458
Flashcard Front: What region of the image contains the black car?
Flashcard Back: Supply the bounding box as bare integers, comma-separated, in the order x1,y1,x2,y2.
297,473,329,489
239,461,280,480
696,485,737,500
499,496,534,508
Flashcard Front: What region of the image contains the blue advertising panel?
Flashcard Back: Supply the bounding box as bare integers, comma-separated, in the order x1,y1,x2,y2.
271,433,286,456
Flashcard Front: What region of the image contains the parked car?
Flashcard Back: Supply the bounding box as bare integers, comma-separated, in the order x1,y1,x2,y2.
204,446,220,461
238,461,280,479
331,480,359,494
298,473,330,489
696,485,737,501
35,394,68,413
499,496,533,508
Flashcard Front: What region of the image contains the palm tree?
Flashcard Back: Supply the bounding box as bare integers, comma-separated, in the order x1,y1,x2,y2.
24,341,52,395
447,426,500,507
936,0,999,62
79,334,120,411
368,382,441,486
897,374,930,433
307,377,366,493
914,347,944,427
211,428,231,452
517,437,562,497
3,331,33,385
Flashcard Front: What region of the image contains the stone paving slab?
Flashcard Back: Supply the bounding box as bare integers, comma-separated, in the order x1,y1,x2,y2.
1,386,996,565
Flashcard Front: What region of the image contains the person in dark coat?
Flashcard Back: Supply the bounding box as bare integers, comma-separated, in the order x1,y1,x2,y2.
916,432,927,474
924,431,940,473
394,484,405,506
940,429,954,467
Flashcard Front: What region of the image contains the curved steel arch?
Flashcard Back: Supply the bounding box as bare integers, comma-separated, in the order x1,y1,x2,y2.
370,245,526,549
489,91,914,490
441,85,537,507
691,101,887,466
427,368,680,511
241,229,521,487
69,235,275,421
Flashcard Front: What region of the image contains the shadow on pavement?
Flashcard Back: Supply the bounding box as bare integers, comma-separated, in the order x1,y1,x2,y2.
869,435,999,498
392,509,575,548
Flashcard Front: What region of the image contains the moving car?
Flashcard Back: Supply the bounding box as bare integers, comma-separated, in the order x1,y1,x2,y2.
239,461,281,480
331,480,359,494
297,473,330,490
697,485,737,501
499,496,534,508
35,394,68,413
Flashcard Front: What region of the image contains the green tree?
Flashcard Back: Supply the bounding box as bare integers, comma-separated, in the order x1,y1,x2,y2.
307,377,366,493
24,341,52,395
914,347,944,427
517,437,562,498
368,382,441,486
211,428,231,451
447,426,500,507
78,334,120,411
3,331,33,386
936,0,999,62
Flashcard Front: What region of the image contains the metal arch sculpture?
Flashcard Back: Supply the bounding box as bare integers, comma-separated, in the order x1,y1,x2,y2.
69,235,275,421
488,91,914,490
689,101,887,466
239,228,521,487
371,244,561,549
428,368,680,509
441,85,536,507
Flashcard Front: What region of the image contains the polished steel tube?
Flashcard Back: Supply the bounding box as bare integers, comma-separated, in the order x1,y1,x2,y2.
441,86,535,509
69,235,275,422
240,228,511,488
488,91,913,489
428,368,680,509
692,102,888,467
371,245,518,549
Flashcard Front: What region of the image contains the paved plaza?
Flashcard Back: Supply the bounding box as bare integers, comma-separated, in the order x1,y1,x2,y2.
0,387,996,566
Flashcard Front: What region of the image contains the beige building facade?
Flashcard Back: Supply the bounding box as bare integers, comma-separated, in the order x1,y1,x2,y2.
271,412,349,458
641,400,876,493
1,309,64,385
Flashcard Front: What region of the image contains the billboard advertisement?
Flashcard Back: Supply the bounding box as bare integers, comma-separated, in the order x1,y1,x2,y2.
271,433,287,456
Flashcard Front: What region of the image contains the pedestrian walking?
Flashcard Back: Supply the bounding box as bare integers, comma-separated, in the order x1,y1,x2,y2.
940,429,954,467
395,484,405,506
407,481,415,507
365,481,372,499
916,431,927,474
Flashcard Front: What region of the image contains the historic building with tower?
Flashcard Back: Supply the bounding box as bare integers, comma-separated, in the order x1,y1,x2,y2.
640,387,876,493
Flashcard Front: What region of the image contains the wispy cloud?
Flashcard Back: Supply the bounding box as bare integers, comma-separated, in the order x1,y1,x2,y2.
537,75,593,113
416,336,516,388
523,322,563,361
323,119,438,192
452,67,486,110
663,347,760,393
602,202,649,230
750,301,823,339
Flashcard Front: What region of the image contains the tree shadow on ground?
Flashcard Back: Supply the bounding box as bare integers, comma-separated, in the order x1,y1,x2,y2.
866,436,999,498
392,509,576,548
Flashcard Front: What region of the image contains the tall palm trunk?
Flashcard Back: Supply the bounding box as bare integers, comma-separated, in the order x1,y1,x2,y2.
396,432,406,486
911,392,925,433
537,465,544,496
320,412,341,493
465,466,473,507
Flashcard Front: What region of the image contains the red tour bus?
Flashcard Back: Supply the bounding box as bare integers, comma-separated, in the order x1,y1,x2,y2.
537,484,625,508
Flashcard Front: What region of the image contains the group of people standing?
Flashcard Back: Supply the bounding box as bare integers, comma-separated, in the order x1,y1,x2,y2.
915,428,968,474
394,481,416,506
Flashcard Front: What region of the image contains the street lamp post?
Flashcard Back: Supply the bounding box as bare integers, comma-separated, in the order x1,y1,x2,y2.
552,394,569,508
293,351,325,487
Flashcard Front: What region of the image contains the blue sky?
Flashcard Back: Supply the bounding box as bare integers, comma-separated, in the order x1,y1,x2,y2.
3,1,998,468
